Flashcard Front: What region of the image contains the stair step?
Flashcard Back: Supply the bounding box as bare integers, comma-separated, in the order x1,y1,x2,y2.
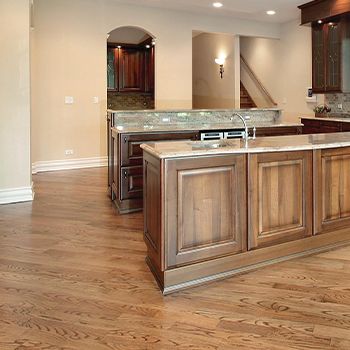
240,82,256,108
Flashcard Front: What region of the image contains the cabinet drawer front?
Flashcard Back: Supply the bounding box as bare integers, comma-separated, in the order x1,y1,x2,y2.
120,132,199,166
256,126,301,137
165,155,247,268
301,119,320,128
319,120,341,130
248,151,313,250
120,166,143,200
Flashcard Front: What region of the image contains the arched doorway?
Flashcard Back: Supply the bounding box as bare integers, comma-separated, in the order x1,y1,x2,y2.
107,26,155,110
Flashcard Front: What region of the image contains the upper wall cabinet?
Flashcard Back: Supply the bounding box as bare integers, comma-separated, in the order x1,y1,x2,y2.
107,45,155,93
299,1,350,93
312,19,350,93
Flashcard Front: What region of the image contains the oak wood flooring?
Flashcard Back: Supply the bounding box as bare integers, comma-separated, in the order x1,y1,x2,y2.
1,167,350,349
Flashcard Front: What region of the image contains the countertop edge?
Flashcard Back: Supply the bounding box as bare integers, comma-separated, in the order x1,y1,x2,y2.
140,133,350,159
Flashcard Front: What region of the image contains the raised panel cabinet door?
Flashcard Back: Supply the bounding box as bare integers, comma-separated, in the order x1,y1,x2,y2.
248,151,313,250
120,166,143,200
314,147,350,234
118,48,144,92
312,24,326,92
165,155,247,268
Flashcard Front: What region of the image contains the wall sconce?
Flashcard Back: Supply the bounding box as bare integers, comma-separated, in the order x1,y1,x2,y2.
215,57,225,79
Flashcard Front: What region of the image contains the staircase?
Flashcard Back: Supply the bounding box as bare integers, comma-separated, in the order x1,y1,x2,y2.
240,82,256,109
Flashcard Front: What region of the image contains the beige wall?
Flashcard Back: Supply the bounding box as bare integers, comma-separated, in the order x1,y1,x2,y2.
0,0,32,192
241,19,321,122
31,0,281,163
193,33,237,109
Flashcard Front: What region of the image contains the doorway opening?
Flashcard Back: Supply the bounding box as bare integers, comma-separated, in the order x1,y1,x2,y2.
107,26,155,110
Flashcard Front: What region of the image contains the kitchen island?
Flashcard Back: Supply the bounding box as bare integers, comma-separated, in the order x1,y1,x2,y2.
108,108,302,213
141,133,350,294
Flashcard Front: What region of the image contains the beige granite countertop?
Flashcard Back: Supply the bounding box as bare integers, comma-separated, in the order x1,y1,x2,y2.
141,132,350,159
301,116,350,123
113,121,302,134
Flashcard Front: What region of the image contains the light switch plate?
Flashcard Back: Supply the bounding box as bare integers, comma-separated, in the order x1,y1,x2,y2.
93,96,99,104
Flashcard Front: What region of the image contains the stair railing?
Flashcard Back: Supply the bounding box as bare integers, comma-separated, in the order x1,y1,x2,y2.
240,54,278,107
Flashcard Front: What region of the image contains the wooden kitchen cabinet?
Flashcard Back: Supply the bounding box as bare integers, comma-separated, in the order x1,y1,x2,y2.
163,154,247,268
256,126,302,137
314,147,350,234
112,130,200,213
248,151,313,250
107,45,154,93
118,48,144,92
312,18,350,93
301,118,343,134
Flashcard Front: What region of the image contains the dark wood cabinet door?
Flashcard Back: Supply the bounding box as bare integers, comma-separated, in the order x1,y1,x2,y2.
120,131,199,167
144,47,155,93
118,48,144,92
312,24,326,92
107,48,117,90
120,166,143,200
325,22,342,92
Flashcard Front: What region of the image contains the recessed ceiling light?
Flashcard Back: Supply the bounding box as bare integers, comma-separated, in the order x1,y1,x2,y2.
266,10,276,15
213,2,223,8
145,44,151,49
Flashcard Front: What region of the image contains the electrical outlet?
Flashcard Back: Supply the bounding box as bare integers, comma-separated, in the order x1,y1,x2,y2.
65,149,74,155
338,103,343,110
93,96,99,104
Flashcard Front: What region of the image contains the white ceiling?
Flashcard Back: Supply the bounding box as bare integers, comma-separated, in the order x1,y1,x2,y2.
114,0,305,24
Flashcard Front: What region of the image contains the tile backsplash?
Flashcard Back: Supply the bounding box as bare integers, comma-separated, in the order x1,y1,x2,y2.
325,93,350,113
107,91,155,110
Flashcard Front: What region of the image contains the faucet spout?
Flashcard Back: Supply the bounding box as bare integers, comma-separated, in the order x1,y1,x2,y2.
231,113,250,140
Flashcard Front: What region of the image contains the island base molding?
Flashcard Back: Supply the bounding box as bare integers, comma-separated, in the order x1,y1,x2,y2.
147,228,350,295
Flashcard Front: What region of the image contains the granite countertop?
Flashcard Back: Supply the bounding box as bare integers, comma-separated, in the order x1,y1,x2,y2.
141,132,350,159
301,116,350,123
113,121,302,134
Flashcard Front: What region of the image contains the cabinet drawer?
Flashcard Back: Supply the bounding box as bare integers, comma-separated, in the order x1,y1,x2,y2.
301,119,320,128
256,126,301,137
120,132,199,166
302,127,321,134
319,120,341,131
120,166,143,200
342,122,350,132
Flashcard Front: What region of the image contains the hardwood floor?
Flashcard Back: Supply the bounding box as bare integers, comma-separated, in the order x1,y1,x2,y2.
1,167,350,349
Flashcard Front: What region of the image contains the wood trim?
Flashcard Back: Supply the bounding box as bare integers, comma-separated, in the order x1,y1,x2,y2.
161,228,350,294
299,0,350,25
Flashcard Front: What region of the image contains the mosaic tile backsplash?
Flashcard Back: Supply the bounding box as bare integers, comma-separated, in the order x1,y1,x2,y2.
325,93,350,116
107,108,282,128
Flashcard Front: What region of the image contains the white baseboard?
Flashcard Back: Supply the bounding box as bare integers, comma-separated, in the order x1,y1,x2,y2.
0,183,34,205
32,156,108,174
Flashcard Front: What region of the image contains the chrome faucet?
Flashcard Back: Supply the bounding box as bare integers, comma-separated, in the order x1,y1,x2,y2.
230,113,255,140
